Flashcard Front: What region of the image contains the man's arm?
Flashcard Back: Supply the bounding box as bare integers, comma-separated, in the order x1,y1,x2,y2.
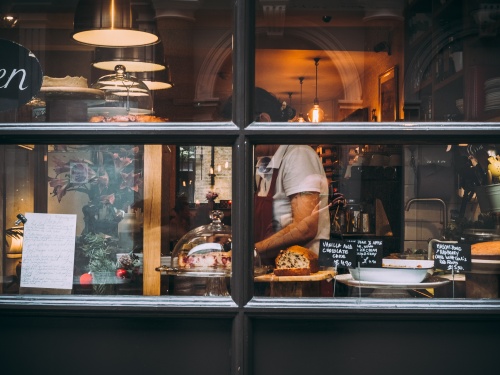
254,191,321,259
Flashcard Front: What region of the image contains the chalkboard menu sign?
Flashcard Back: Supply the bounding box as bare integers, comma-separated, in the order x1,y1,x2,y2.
346,239,383,267
433,242,471,272
0,39,43,112
319,239,357,268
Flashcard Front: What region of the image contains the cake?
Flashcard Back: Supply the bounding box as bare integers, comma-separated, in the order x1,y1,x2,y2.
274,245,319,276
42,75,88,88
471,241,500,259
178,249,232,269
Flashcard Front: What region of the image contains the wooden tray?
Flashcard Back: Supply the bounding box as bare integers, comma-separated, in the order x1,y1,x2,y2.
254,270,336,282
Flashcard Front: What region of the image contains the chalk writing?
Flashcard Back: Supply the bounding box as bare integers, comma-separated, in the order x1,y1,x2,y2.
433,242,471,272
319,239,356,268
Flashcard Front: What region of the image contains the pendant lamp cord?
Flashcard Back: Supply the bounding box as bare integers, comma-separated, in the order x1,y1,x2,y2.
314,57,320,105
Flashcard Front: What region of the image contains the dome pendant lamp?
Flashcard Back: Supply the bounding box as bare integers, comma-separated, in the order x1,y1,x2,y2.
307,57,325,123
72,0,159,47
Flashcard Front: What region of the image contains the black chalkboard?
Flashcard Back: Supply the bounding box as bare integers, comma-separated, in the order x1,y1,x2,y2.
433,242,471,272
346,239,383,267
0,39,43,112
319,239,357,268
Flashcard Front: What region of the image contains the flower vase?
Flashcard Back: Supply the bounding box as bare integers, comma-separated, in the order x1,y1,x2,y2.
208,199,214,211
92,271,115,295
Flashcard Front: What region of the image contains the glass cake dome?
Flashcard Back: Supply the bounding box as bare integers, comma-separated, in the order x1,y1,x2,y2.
170,210,232,276
89,64,152,117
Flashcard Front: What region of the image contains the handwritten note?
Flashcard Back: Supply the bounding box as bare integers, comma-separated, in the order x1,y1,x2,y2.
319,239,357,268
433,242,471,272
20,213,77,290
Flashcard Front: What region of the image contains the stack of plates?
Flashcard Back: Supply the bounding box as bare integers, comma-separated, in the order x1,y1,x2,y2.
484,77,500,111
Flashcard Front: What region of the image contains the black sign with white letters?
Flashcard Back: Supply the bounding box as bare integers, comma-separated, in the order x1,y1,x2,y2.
433,242,471,272
0,39,43,112
319,239,357,268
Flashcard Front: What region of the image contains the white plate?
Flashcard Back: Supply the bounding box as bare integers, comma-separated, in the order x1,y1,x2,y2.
382,258,434,269
335,274,450,289
349,266,432,283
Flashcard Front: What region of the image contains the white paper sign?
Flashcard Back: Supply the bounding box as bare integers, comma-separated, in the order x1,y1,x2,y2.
20,213,77,289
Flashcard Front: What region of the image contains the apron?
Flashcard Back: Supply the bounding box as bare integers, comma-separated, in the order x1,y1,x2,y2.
254,168,278,243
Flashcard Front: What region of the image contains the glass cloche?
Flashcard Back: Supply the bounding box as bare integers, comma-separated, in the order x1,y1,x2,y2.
170,210,232,276
89,64,152,118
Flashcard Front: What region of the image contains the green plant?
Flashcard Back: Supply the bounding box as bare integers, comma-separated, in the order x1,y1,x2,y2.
79,233,118,274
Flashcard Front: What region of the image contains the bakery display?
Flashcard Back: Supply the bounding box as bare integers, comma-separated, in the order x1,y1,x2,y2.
274,245,319,276
89,114,167,122
42,75,88,88
168,210,232,275
471,241,500,259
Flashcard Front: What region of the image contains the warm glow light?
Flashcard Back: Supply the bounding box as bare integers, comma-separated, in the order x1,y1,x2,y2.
72,0,159,47
307,104,325,123
217,165,222,173
224,161,229,169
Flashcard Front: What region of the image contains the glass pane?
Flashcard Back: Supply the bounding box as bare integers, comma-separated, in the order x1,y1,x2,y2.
0,1,233,123
255,1,500,123
253,142,500,299
1,144,232,296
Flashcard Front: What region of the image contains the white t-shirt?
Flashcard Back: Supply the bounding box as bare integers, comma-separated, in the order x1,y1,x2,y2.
256,145,330,254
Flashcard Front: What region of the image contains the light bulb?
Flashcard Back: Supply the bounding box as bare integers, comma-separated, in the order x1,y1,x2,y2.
307,104,324,123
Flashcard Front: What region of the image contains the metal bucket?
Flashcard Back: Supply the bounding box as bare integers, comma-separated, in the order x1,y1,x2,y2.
475,184,500,213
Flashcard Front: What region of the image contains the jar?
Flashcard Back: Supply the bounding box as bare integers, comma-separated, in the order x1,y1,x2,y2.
345,199,361,233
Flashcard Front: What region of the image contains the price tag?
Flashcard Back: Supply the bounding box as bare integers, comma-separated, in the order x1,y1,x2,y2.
319,239,357,268
433,242,471,272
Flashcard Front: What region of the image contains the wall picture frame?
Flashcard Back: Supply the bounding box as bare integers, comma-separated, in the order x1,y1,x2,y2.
379,66,399,122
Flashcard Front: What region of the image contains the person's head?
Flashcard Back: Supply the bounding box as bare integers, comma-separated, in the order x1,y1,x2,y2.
219,87,283,122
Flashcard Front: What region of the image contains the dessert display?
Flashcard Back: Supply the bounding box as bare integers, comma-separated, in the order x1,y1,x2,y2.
89,114,167,122
169,210,232,275
274,245,319,276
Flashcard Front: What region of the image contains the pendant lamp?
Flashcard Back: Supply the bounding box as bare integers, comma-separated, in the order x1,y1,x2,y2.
135,64,174,91
72,0,159,47
93,42,165,72
296,76,306,122
307,58,325,123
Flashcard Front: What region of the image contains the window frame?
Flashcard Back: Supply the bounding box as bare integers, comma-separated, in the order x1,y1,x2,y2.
0,0,499,317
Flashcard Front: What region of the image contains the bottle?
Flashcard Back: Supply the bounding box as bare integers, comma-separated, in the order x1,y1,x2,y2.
118,207,141,252
345,199,360,233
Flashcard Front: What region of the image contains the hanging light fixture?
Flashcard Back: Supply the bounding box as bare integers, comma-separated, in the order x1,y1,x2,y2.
307,57,325,123
135,65,174,91
72,0,159,47
296,76,306,122
93,42,165,72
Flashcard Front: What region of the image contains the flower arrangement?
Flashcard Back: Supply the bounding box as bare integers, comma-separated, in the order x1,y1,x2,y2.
48,145,144,236
206,190,219,201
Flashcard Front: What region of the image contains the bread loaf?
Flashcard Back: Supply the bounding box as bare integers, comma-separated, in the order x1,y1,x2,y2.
274,245,319,276
471,241,500,257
